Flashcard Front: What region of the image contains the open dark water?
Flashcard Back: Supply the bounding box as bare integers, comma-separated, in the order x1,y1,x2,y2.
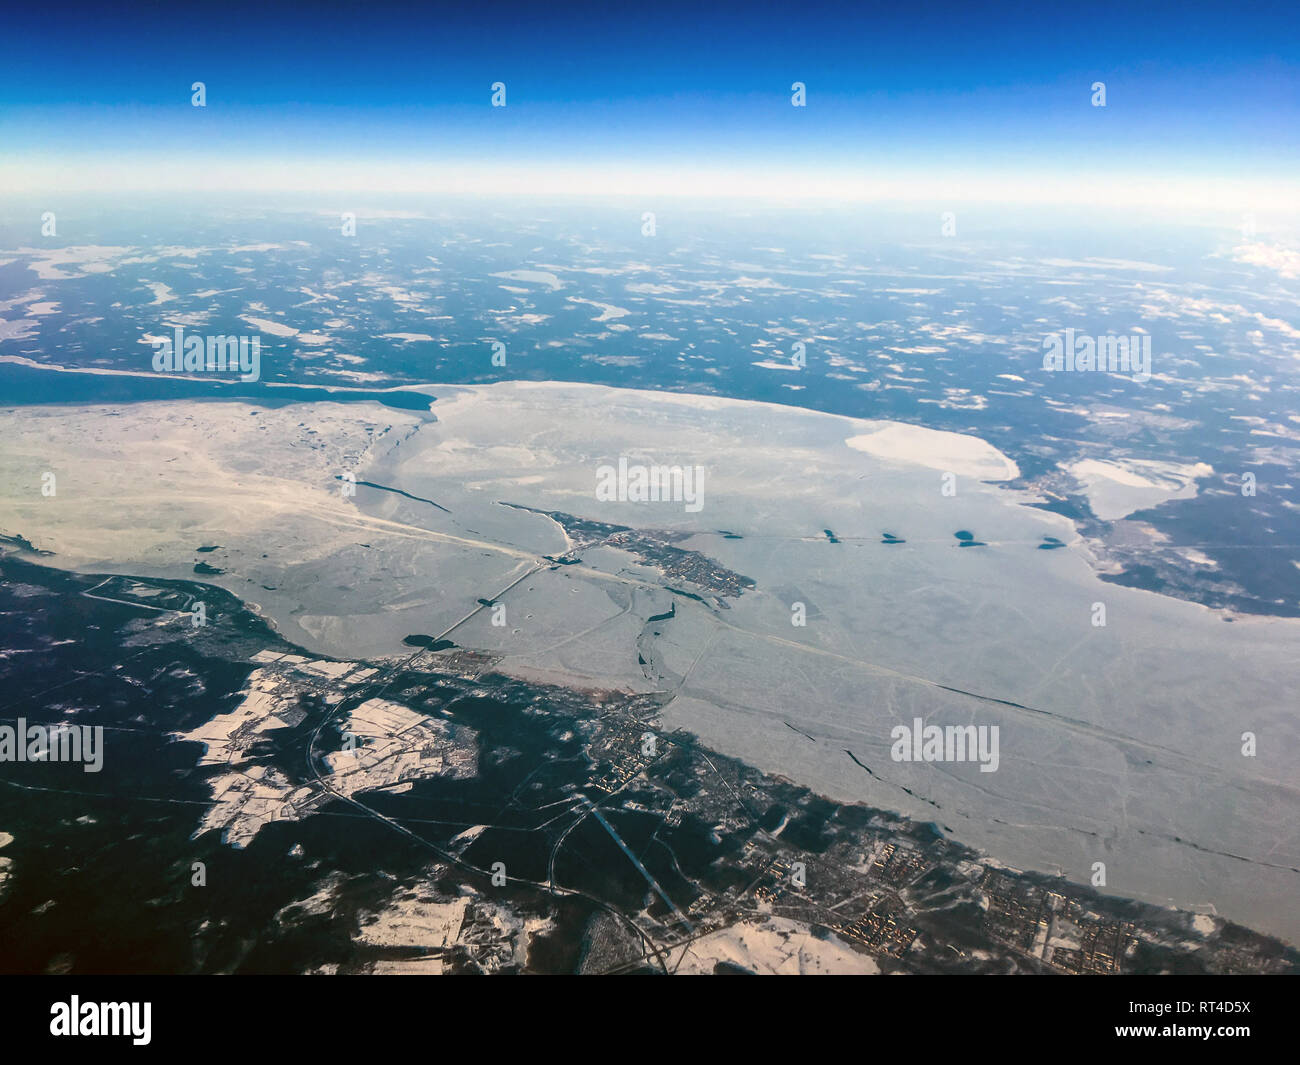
0,362,434,413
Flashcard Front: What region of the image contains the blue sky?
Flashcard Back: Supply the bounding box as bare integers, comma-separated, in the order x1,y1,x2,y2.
3,1,1297,203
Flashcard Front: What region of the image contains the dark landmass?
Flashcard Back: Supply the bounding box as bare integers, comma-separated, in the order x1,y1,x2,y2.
503,503,755,598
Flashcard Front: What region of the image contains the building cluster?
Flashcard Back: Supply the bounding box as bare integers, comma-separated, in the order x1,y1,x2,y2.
869,841,930,887
1042,896,1135,974
608,530,755,599
980,868,1050,954
587,721,659,795
979,870,1138,972
834,900,919,958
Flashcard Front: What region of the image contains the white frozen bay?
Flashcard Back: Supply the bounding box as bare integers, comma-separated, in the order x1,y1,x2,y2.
2,380,1297,941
